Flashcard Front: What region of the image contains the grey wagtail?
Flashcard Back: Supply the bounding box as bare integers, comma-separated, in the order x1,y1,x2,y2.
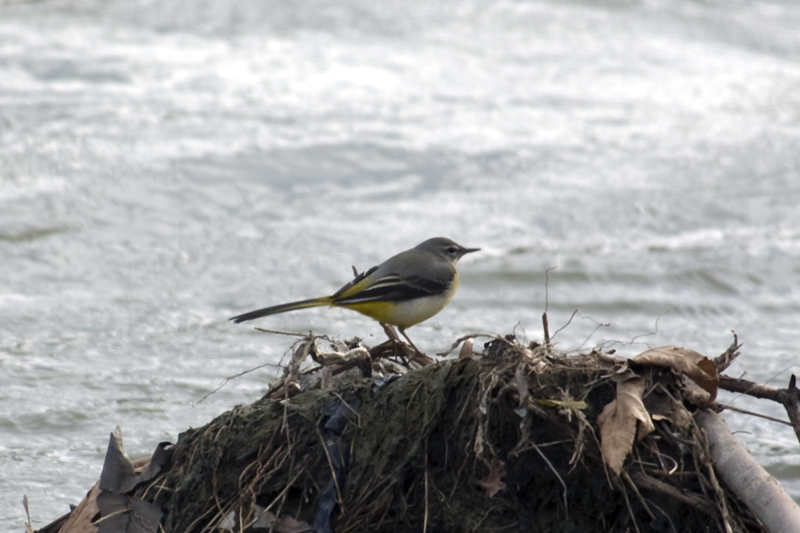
230,237,479,350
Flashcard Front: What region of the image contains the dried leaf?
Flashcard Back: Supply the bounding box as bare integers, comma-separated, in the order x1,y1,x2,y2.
458,338,474,359
218,510,236,531
250,504,276,529
514,361,530,407
274,516,313,533
633,346,718,400
121,441,173,493
477,457,507,498
23,495,33,533
597,370,655,476
57,482,100,533
95,496,162,533
99,426,134,493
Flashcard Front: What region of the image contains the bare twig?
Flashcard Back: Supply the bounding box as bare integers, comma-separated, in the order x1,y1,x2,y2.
423,439,429,533
542,312,551,347
542,266,557,346
629,311,669,345
713,332,741,373
550,309,579,341
721,405,793,427
254,328,309,337
437,333,509,357
530,442,568,519
627,472,716,515
194,360,284,405
622,472,655,521
619,481,642,533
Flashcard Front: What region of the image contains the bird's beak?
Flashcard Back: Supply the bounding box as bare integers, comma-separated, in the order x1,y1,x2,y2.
462,247,481,255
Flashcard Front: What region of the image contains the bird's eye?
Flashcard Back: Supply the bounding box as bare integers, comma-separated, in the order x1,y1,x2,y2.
447,246,457,254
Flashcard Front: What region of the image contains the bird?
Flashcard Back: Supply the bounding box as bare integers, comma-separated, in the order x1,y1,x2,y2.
230,237,479,353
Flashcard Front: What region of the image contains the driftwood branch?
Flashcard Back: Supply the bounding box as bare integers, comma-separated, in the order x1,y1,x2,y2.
696,409,800,533
718,374,800,446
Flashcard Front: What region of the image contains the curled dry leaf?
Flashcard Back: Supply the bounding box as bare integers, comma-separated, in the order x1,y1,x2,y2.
514,360,530,406
459,337,474,359
597,370,655,476
23,495,33,533
633,346,718,400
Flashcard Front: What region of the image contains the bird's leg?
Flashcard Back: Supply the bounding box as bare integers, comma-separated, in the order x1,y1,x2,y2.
380,323,408,365
399,327,434,366
381,323,402,344
380,324,433,366
398,327,420,354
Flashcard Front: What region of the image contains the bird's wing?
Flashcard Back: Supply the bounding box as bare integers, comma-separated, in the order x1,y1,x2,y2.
331,265,380,300
333,271,451,305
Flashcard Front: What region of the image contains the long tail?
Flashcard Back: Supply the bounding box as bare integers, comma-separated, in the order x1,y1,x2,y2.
229,296,332,323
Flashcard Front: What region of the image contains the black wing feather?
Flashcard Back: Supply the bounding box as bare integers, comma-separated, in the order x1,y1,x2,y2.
334,273,450,304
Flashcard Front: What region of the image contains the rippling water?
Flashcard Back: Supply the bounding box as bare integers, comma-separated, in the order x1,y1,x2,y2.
2,0,800,527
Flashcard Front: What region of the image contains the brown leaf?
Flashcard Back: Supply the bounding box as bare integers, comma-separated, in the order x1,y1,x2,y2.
477,457,507,498
59,482,100,533
633,346,718,400
597,370,655,476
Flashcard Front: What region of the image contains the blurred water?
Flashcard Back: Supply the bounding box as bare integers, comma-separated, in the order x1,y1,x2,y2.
2,0,800,528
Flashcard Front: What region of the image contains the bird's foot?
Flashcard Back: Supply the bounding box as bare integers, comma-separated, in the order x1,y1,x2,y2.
378,324,433,366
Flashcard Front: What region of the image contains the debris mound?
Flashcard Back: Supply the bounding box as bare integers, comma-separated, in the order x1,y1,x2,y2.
117,334,768,533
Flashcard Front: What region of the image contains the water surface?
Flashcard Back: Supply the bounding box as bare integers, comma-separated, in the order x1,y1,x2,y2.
2,0,800,527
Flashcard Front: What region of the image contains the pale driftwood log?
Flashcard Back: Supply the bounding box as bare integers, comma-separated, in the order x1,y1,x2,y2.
696,409,800,533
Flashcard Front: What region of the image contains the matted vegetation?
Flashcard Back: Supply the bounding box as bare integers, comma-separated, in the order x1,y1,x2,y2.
122,333,768,533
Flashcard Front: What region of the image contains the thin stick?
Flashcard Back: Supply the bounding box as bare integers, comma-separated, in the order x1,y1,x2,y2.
619,482,642,533
542,312,551,346
622,472,655,521
194,360,284,405
542,266,556,345
315,428,345,513
550,309,579,341
423,439,429,533
721,405,793,426
254,327,309,337
530,442,568,519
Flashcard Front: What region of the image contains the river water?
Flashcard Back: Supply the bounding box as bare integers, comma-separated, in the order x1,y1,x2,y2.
2,0,800,528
